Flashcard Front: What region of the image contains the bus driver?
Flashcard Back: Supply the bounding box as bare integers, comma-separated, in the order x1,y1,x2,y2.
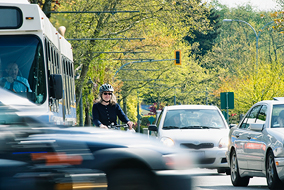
0,62,31,92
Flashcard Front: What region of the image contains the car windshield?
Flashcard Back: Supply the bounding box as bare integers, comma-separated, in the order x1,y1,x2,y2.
162,109,226,129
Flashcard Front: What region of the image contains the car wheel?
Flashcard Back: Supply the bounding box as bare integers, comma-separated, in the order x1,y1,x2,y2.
230,150,249,187
107,168,156,190
266,150,283,189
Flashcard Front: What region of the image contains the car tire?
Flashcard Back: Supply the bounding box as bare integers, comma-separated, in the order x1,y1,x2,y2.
107,168,156,190
230,150,249,187
266,150,283,189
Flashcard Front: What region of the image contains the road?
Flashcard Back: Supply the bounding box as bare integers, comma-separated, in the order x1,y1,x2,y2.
188,168,268,190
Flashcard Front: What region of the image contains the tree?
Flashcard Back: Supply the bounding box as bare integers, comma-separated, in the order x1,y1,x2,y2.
50,0,212,122
215,61,284,114
30,0,60,18
184,8,222,60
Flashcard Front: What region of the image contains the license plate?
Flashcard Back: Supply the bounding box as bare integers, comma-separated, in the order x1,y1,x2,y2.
193,151,205,158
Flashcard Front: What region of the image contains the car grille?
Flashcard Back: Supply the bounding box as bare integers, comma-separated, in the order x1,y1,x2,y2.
180,143,214,149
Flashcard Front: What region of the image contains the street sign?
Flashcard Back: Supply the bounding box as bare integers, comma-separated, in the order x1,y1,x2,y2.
148,116,155,124
220,92,234,109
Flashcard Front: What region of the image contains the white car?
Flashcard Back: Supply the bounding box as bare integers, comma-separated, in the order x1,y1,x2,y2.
149,105,230,174
227,98,284,189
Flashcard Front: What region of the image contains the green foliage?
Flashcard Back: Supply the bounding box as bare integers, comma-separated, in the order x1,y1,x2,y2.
123,93,139,123
49,0,212,124
185,8,222,59
141,115,156,125
47,0,284,125
216,61,284,114
138,115,156,133
196,2,284,115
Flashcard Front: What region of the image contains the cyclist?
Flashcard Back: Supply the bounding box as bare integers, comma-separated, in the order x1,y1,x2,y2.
92,84,134,130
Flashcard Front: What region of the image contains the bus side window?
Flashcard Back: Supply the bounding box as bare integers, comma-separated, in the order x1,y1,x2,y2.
0,57,2,78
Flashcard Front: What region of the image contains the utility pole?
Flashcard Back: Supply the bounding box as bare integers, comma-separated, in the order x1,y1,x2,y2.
174,87,176,105
137,91,140,133
79,89,83,126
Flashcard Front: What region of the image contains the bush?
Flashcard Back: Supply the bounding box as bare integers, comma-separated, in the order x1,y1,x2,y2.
136,115,157,133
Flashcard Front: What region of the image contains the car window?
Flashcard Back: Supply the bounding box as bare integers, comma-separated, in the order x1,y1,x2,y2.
163,110,182,128
271,104,284,128
240,105,261,129
162,109,227,129
255,105,267,124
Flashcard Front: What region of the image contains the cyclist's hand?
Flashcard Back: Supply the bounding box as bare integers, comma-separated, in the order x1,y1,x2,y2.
127,121,134,129
99,124,108,129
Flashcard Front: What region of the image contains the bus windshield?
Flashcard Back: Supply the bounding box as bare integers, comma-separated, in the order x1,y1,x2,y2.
0,35,46,104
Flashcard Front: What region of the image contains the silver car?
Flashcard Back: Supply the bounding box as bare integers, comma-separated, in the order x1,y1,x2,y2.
226,98,284,189
149,105,230,174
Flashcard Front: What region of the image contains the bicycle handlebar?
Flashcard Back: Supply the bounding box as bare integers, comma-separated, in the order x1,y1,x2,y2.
107,123,129,129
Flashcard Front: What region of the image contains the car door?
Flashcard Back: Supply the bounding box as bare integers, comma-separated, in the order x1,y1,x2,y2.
246,105,267,171
233,105,262,169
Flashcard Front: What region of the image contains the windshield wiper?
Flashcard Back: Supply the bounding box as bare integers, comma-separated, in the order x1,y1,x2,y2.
180,126,218,129
162,126,180,129
180,126,201,129
200,126,218,129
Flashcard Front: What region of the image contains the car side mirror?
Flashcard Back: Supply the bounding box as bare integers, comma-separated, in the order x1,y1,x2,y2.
148,125,158,131
249,123,264,131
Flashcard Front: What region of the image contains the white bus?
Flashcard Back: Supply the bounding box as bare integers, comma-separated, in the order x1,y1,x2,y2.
0,0,76,125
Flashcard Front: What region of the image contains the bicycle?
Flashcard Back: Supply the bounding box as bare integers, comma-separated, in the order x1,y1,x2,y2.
108,123,136,133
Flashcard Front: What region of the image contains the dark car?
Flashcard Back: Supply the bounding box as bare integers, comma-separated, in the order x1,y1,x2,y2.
32,127,193,190
0,126,108,190
0,94,192,190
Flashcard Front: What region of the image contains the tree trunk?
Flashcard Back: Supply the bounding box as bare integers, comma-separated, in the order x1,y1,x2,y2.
123,96,127,116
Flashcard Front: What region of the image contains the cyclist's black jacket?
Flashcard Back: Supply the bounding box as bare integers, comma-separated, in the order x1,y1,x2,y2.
92,103,130,126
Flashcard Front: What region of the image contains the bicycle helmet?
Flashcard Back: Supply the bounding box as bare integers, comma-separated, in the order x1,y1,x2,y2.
99,84,114,92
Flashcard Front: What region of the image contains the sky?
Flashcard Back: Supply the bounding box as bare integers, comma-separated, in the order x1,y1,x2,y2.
203,0,280,11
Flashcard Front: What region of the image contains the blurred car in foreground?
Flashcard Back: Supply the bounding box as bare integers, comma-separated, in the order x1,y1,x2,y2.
0,126,107,190
148,105,230,174
227,98,284,189
0,126,192,190
0,93,193,190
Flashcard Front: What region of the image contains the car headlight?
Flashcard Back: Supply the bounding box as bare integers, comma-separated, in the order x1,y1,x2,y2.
161,137,175,147
218,136,229,148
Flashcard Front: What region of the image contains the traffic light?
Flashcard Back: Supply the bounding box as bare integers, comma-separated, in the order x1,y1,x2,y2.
175,50,181,65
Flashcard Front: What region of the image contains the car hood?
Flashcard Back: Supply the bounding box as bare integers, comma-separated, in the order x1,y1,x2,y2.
159,128,229,144
0,88,51,124
29,127,183,155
